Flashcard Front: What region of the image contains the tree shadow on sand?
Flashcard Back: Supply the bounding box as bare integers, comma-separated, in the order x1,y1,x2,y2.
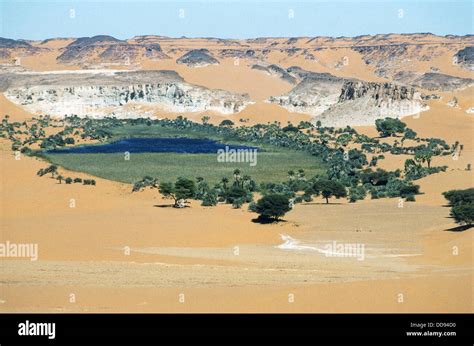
153,204,190,209
443,224,472,232
251,216,287,224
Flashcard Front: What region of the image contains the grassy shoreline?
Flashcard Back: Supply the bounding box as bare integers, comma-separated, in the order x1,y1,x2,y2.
42,124,326,184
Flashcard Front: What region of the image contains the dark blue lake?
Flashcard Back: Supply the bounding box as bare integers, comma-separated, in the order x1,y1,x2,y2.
47,137,260,154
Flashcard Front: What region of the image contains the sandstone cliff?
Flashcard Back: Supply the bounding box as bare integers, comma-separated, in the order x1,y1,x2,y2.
2,70,251,118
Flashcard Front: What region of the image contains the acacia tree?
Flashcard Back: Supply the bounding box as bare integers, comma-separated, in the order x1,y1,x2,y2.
36,165,58,178
401,128,417,145
255,193,292,221
375,118,407,137
219,119,234,127
201,116,210,125
48,165,58,178
309,179,347,204
159,177,196,208
415,148,433,168
443,188,474,227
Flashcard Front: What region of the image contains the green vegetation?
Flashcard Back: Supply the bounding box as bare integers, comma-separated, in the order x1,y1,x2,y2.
375,117,407,137
44,150,324,185
37,164,58,178
307,179,347,204
443,188,474,227
255,194,292,221
219,119,235,127
158,178,196,207
0,114,460,223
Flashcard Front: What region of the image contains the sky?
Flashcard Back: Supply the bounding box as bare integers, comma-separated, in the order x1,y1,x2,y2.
0,0,472,40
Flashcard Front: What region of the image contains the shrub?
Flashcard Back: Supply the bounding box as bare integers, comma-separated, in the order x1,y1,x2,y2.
232,197,246,209
450,204,474,226
248,201,258,212
282,124,299,133
443,188,474,227
348,186,367,203
310,179,347,204
443,188,474,206
159,177,196,207
371,190,380,199
360,168,391,186
225,186,251,204
219,119,234,127
201,190,218,206
255,194,292,221
375,118,407,137
132,176,158,192
399,184,420,198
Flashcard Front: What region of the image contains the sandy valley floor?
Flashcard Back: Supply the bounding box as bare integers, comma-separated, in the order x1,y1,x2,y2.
0,92,472,312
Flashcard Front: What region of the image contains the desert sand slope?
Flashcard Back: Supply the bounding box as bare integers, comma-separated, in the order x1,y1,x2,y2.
0,94,35,122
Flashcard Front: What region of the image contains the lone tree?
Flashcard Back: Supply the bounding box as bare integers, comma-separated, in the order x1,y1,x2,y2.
310,179,347,204
37,165,58,178
414,148,433,168
255,194,292,221
375,118,407,137
201,116,210,125
443,188,474,227
401,128,417,145
219,119,234,127
159,177,196,208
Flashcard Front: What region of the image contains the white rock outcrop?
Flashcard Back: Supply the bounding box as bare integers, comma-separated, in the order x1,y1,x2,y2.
1,70,251,118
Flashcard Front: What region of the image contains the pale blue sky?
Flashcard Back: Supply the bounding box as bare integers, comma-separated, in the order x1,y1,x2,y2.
0,0,472,40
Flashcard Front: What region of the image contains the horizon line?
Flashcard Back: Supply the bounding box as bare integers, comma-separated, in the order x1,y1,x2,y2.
4,32,474,43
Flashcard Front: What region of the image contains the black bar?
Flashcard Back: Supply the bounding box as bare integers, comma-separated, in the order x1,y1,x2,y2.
0,314,472,345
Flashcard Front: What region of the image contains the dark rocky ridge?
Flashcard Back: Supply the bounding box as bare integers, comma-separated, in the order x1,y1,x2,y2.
251,64,297,84
393,71,474,91
67,35,123,47
0,37,42,60
176,49,219,67
57,35,169,65
454,46,474,70
0,37,33,48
